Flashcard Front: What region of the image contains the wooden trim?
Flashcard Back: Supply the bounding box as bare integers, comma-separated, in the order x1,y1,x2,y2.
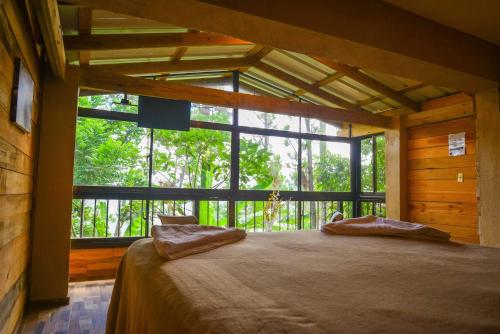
32,0,66,78
79,67,393,128
315,58,420,111
64,32,252,51
85,57,253,75
253,61,363,112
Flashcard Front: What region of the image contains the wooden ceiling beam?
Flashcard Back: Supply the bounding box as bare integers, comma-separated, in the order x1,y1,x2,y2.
315,58,420,112
253,61,363,112
84,57,253,75
58,0,499,91
171,46,188,61
32,0,66,78
78,67,393,128
77,7,92,65
313,72,345,87
359,83,428,106
64,32,252,51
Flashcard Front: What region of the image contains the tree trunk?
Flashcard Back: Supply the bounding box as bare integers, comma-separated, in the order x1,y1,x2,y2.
304,119,316,228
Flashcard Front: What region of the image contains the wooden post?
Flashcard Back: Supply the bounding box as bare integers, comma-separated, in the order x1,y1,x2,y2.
385,116,408,220
30,65,79,303
475,88,500,248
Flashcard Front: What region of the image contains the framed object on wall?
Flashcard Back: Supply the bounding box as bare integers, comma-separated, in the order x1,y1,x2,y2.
10,58,34,133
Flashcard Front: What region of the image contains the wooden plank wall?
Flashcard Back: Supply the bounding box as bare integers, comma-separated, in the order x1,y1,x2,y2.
406,93,479,244
0,0,41,332
69,248,127,281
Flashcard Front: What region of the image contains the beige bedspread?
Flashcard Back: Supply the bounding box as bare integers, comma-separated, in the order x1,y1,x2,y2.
107,231,500,334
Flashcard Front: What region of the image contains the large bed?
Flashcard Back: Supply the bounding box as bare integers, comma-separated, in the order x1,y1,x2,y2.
107,231,500,333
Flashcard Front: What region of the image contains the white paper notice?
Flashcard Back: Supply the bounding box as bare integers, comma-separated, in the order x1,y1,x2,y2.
449,132,466,156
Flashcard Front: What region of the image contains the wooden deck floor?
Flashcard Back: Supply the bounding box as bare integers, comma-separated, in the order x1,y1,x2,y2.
18,280,114,334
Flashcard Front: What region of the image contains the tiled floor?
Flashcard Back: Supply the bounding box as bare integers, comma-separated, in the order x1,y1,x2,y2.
18,280,114,334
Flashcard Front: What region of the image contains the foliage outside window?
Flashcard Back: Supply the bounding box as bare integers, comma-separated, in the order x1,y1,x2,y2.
153,128,231,189
72,91,385,239
239,134,298,191
360,135,385,193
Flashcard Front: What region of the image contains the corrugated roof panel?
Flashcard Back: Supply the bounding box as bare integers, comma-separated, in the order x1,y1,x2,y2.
321,81,371,103
404,86,450,102
339,77,380,97
301,93,341,109
89,57,172,65
263,51,326,84
246,67,301,92
90,48,178,60
380,98,401,108
360,69,421,91
366,101,395,113
92,10,181,30
279,50,334,76
239,76,290,99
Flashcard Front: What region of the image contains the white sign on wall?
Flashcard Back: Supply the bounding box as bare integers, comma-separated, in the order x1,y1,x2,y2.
449,132,466,156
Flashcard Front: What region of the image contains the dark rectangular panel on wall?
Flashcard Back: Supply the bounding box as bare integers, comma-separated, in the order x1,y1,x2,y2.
406,95,478,244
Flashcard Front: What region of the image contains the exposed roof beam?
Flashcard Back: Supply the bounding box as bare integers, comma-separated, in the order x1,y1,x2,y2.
253,61,363,112
171,46,188,61
59,0,499,91
314,72,345,87
359,83,428,106
33,0,66,78
315,58,420,112
77,7,91,65
64,32,252,51
84,57,253,75
79,67,393,128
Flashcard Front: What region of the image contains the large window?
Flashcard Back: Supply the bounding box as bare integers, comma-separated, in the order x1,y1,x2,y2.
74,118,149,187
239,134,298,191
71,75,385,243
153,128,231,189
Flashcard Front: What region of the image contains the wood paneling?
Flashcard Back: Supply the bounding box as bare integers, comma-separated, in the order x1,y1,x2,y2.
406,95,478,244
0,0,40,332
69,248,127,281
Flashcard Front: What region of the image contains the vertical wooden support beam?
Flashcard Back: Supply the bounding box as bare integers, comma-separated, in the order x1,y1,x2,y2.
31,65,79,302
475,88,500,248
385,116,408,220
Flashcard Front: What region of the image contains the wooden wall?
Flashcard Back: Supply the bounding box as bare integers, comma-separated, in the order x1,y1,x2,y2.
0,0,41,332
406,93,479,244
69,248,127,281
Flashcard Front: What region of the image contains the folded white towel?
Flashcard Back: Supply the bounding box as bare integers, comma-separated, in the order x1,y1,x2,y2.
321,216,450,242
152,224,247,260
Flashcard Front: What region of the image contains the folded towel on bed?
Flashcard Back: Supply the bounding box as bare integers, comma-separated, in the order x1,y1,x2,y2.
321,215,450,242
152,224,247,260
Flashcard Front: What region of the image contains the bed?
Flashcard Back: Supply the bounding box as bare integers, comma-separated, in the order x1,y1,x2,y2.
107,231,500,333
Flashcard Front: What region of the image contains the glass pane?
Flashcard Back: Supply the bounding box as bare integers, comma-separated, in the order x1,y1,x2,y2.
78,94,139,113
361,137,374,192
74,118,149,186
198,201,228,227
191,103,233,124
239,109,300,132
239,134,298,190
300,118,345,137
301,140,351,192
376,135,386,192
153,128,231,189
